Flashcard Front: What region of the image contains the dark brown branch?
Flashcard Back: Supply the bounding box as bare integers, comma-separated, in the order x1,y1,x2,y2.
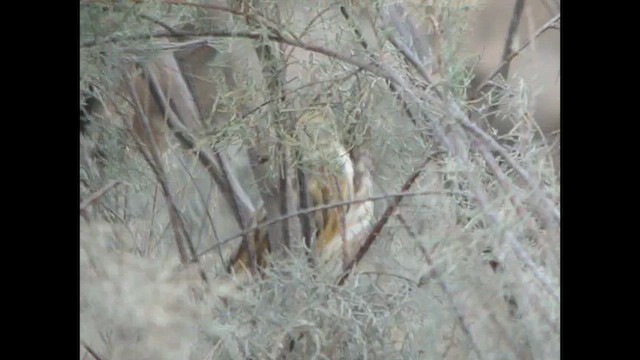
474,0,526,131
337,153,437,286
499,0,527,81
144,66,255,277
340,5,368,50
138,13,181,36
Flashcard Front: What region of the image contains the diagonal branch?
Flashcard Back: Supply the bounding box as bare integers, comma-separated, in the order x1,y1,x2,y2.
80,180,124,217
472,13,560,97
81,341,104,360
337,152,440,286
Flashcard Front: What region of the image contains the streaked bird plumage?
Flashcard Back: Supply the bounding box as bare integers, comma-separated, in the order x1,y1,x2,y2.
227,108,373,285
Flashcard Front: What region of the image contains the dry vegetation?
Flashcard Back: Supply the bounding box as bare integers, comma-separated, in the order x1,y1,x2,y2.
80,1,560,359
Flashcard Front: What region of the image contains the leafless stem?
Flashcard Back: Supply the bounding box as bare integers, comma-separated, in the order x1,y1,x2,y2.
79,180,124,215
140,58,257,221
394,212,418,239
81,341,104,360
500,0,527,81
472,13,560,97
139,13,180,36
214,151,254,227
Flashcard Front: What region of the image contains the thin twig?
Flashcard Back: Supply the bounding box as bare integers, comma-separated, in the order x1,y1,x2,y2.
339,4,433,151
472,13,560,97
81,341,104,360
217,153,257,275
79,180,124,214
197,189,471,258
395,212,418,239
477,0,526,130
139,13,180,36
83,30,386,79
242,68,362,118
160,0,246,16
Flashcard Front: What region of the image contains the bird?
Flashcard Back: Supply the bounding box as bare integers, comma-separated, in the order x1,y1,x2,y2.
226,108,373,283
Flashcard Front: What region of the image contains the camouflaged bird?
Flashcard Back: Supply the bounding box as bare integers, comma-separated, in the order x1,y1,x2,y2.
227,108,373,283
